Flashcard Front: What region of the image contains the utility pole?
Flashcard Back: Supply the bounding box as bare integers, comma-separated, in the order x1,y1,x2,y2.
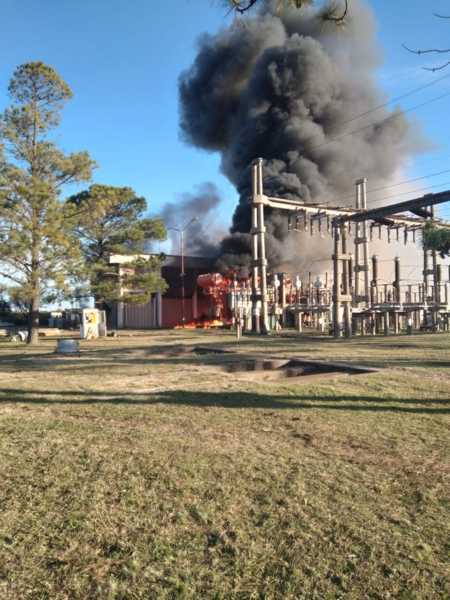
168,217,198,327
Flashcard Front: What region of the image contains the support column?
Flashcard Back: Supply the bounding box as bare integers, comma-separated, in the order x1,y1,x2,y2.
432,247,439,304
423,246,430,302
280,272,287,326
341,224,352,338
437,264,443,307
348,255,353,296
423,203,433,306
354,178,370,308
394,256,401,303
332,224,341,338
361,179,370,305
256,158,269,334
354,182,361,304
383,312,389,336
430,206,439,329
156,292,162,328
371,255,379,306
117,265,124,329
251,162,260,333
394,312,400,334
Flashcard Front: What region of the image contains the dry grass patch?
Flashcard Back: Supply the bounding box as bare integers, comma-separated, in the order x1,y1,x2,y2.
0,330,448,598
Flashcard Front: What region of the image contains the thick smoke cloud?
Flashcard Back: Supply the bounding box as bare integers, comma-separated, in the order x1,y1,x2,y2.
179,0,427,271
160,182,225,257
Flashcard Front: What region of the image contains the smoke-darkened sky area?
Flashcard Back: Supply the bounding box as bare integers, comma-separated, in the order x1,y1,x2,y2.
1,0,450,265
179,0,431,267
161,183,226,257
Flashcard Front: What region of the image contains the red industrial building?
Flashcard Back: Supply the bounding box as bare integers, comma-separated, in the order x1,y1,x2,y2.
109,254,217,329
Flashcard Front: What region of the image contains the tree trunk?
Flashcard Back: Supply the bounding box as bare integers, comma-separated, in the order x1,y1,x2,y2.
27,213,40,345
27,292,40,344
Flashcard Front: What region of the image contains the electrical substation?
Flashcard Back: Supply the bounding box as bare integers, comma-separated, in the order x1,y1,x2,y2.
219,158,450,338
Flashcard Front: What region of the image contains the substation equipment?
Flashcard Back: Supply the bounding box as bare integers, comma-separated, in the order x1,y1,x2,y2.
199,158,450,338
247,158,450,337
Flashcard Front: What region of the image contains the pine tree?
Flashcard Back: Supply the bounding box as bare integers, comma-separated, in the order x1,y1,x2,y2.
65,184,167,314
0,62,95,344
423,222,450,257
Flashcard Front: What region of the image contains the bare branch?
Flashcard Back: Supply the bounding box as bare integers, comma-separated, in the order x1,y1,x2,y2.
434,13,450,19
232,0,259,14
0,271,25,285
321,0,348,23
402,44,450,55
231,0,316,15
424,61,450,72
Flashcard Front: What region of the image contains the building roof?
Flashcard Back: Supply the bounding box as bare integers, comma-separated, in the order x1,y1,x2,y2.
109,253,215,270
108,253,217,299
161,254,216,270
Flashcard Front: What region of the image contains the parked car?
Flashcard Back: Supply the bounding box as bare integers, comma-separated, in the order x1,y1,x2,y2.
0,321,27,341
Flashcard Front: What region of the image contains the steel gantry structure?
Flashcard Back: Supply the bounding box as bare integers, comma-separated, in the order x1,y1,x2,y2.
249,158,450,337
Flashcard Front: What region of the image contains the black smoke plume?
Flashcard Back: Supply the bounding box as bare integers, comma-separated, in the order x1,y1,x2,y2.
161,182,225,257
179,0,427,271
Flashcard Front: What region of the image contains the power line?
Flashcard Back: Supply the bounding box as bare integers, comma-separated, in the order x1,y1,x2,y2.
365,181,450,207
308,89,450,154
329,169,450,206
298,72,450,149
330,153,450,199
360,169,450,195
352,72,450,123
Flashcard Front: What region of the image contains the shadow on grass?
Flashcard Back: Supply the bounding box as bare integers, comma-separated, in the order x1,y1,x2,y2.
0,341,449,373
0,388,448,414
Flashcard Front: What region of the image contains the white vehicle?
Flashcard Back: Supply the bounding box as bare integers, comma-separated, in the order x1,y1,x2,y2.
0,322,27,341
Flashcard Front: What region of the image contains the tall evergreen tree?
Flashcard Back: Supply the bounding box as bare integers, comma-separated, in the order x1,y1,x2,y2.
65,184,167,312
0,62,95,344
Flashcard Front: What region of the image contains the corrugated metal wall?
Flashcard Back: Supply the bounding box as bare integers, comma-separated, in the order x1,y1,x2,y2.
123,299,154,329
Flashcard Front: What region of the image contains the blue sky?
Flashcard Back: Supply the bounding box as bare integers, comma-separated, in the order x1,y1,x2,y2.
1,0,450,227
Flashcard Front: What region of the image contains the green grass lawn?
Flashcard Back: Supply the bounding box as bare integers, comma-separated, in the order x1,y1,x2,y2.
0,330,448,599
